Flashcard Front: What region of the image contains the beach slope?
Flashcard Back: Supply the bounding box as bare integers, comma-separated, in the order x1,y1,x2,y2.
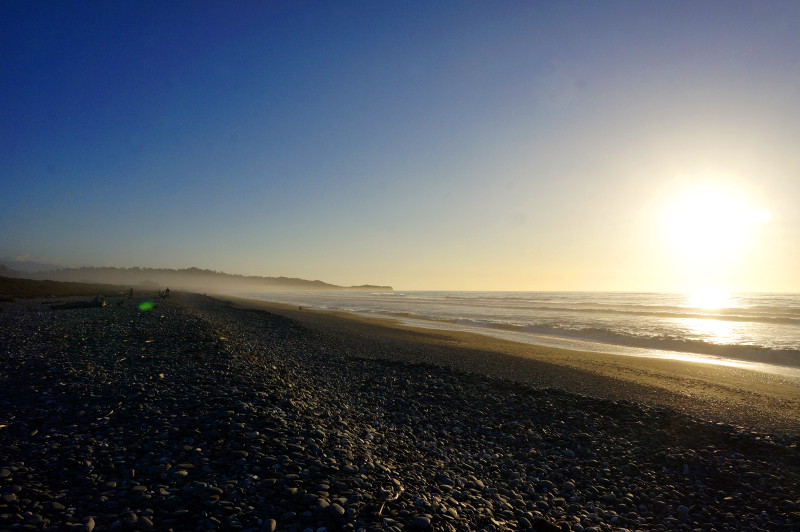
225,296,800,436
0,292,798,531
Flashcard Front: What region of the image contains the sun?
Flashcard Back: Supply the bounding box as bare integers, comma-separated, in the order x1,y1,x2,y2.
656,179,772,295
662,182,771,267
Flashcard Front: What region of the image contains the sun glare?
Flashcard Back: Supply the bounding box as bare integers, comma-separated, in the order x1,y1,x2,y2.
662,182,771,267
656,179,773,294
687,288,731,309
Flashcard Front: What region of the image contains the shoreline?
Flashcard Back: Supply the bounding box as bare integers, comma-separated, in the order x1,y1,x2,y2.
365,313,800,376
228,291,800,371
219,294,800,436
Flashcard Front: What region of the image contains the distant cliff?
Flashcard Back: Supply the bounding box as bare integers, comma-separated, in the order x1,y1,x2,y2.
0,265,392,292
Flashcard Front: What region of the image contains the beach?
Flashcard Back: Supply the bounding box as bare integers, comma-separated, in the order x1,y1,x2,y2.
225,296,800,436
1,292,798,531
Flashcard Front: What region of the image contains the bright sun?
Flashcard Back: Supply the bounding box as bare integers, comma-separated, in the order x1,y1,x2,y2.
663,183,771,265
660,180,771,296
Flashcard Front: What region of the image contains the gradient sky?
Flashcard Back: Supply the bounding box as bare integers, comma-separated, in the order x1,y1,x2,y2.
2,1,799,291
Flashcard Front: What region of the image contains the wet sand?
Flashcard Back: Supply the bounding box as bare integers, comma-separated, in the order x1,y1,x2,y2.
221,295,800,436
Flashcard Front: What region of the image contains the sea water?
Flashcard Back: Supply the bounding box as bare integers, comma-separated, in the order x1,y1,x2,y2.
237,291,800,370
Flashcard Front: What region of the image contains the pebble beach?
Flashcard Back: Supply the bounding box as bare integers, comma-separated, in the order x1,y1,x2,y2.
1,292,799,531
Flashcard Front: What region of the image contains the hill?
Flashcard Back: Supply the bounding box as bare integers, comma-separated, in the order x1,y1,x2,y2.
0,265,392,293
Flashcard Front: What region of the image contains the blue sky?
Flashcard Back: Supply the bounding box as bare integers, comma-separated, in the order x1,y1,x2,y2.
2,1,799,291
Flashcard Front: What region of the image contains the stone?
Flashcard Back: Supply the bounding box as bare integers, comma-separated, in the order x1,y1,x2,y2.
532,518,567,531
412,516,431,528
328,503,346,517
124,511,138,525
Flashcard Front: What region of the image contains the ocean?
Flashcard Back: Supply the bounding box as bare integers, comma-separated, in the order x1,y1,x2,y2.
238,291,800,371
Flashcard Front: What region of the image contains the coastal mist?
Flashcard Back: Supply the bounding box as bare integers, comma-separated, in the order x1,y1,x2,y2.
239,291,800,368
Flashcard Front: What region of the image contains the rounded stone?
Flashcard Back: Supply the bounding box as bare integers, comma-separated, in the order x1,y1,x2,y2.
328,503,346,517
412,516,431,528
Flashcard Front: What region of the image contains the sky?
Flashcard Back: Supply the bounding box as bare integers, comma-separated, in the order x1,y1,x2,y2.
2,1,799,292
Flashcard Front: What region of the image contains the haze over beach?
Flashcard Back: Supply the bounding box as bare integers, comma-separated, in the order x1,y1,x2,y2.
2,3,800,531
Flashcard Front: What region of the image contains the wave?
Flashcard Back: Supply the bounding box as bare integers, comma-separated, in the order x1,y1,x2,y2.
388,292,800,323
452,319,800,367
495,305,800,326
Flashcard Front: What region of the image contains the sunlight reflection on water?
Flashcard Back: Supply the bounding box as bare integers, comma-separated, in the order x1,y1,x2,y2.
391,317,800,378
677,317,742,346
